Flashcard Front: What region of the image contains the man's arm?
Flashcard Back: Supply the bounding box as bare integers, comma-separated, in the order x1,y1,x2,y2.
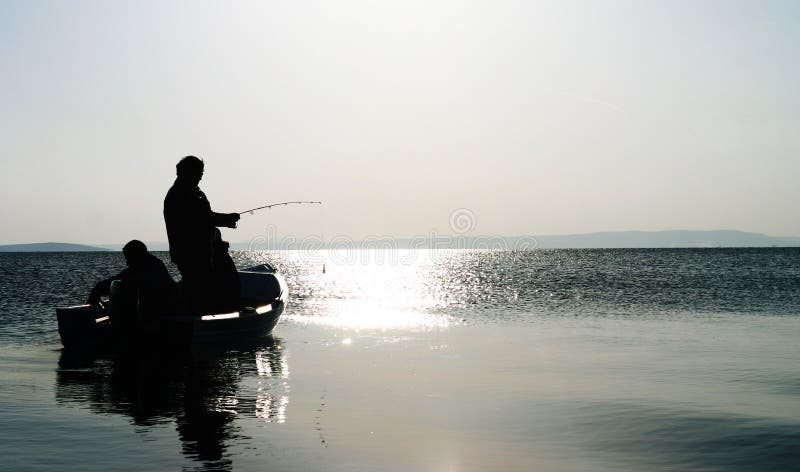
86,270,128,304
210,212,240,228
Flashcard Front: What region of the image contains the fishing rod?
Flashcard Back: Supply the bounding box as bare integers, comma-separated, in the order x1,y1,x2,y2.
239,201,322,215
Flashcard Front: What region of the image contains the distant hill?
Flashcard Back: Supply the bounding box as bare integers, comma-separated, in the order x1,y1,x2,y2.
526,230,800,249
4,230,798,252
0,242,112,252
233,229,800,250
94,241,169,251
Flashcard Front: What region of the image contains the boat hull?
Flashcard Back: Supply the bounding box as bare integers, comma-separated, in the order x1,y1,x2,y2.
160,302,285,345
56,301,284,350
57,266,288,351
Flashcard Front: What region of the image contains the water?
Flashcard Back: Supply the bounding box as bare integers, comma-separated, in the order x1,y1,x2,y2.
1,248,799,471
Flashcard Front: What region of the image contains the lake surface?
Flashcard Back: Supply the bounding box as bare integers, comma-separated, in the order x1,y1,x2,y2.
1,248,799,471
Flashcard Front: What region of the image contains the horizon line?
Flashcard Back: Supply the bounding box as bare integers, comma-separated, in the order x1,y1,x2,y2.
2,228,800,249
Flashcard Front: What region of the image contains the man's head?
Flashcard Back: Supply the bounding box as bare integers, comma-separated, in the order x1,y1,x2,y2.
176,155,204,185
122,240,148,267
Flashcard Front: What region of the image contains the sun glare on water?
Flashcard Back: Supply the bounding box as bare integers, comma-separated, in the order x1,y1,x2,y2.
278,249,456,331
283,304,451,331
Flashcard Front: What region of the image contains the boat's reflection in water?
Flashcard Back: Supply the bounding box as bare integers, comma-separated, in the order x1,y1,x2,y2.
55,337,289,470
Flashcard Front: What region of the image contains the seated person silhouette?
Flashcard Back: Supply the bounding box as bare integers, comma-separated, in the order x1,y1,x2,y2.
87,240,175,316
163,156,239,313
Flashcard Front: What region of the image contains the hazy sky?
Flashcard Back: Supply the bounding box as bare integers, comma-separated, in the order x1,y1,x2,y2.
1,0,798,245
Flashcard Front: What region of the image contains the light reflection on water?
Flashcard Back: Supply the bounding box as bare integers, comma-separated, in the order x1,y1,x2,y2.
233,248,800,329
240,249,459,330
254,347,290,423
54,337,289,470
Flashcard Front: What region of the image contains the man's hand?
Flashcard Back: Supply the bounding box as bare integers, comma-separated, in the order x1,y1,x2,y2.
226,213,240,228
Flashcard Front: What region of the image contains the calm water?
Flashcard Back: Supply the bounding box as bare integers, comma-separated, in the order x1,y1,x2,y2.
1,248,799,471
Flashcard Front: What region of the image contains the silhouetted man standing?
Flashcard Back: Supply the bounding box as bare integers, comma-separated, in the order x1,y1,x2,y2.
164,156,239,312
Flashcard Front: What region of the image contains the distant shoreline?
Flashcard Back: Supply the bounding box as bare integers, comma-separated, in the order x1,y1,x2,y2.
2,230,799,252
0,243,111,252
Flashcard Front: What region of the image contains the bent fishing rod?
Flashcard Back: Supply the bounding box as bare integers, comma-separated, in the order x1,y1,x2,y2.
238,201,322,215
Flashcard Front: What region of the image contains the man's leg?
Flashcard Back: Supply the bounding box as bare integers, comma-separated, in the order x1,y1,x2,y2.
211,252,241,312
176,261,214,313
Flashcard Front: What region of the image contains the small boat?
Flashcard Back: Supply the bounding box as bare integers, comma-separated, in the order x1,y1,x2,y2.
56,264,288,350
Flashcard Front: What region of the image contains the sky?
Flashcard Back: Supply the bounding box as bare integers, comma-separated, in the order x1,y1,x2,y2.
1,0,798,245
